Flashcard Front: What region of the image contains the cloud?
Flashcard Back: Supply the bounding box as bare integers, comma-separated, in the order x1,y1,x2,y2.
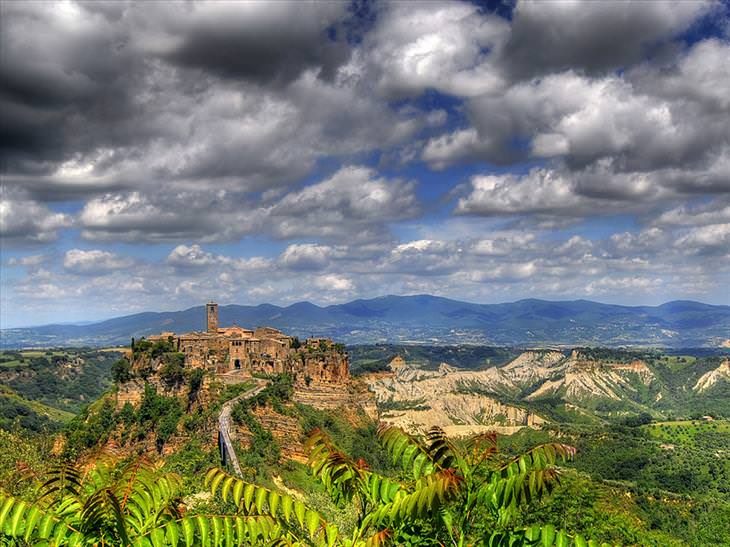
7,254,47,267
63,249,134,274
279,244,337,271
313,274,354,292
2,0,730,323
502,0,714,79
0,194,72,245
1,2,431,210
166,244,220,268
674,223,730,255
79,192,221,242
629,37,730,112
362,1,509,98
425,65,730,170
76,165,421,243
265,166,421,241
653,199,730,227
585,276,664,296
144,1,349,85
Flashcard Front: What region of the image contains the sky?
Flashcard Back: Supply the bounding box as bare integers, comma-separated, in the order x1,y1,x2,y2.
1,0,729,328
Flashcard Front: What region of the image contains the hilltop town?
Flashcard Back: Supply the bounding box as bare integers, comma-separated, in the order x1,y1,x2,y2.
106,302,375,460
144,301,349,385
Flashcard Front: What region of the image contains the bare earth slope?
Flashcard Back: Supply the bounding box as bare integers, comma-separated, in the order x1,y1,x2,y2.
693,359,730,392
364,350,676,434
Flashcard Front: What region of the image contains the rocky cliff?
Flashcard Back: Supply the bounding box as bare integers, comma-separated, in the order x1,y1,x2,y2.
693,359,730,392
365,361,546,435
363,349,682,433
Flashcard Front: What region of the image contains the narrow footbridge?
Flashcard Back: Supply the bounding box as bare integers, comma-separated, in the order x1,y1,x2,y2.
218,378,268,477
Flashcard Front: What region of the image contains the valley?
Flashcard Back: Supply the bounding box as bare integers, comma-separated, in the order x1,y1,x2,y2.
1,336,729,545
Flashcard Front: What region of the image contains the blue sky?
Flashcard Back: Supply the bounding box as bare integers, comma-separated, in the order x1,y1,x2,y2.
1,0,729,328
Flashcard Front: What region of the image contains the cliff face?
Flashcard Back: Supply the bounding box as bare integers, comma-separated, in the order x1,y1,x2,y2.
522,353,657,402
291,351,349,385
119,346,366,412
364,350,673,435
232,405,309,464
365,362,546,436
693,359,730,392
109,345,377,462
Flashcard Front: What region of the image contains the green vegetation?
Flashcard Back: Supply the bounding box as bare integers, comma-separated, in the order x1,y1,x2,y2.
0,348,120,416
1,426,598,546
348,344,519,374
62,384,187,457
0,386,73,433
498,420,730,546
2,344,730,545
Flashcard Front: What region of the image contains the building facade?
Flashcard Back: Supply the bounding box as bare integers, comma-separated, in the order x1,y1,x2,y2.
147,303,345,381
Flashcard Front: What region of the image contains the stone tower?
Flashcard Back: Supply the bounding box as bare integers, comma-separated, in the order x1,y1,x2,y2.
206,301,218,333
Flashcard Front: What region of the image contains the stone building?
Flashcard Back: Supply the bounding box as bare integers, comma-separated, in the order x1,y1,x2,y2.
147,302,348,384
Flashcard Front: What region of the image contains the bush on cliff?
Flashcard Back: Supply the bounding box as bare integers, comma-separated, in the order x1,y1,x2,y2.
159,352,186,385
111,357,132,383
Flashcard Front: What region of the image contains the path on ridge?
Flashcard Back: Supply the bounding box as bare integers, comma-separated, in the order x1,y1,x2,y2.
217,375,268,478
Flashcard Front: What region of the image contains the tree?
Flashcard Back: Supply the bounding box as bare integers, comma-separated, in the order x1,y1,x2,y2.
1,431,609,546
307,425,597,546
1,458,183,544
0,459,323,546
111,358,132,383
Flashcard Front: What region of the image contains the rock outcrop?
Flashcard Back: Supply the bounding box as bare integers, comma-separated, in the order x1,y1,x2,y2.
520,351,655,401
693,360,730,392
365,361,545,435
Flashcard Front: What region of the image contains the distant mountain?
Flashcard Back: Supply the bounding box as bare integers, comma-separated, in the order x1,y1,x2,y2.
2,295,730,348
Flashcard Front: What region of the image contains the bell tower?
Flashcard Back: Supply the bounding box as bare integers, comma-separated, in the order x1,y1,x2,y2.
206,301,218,333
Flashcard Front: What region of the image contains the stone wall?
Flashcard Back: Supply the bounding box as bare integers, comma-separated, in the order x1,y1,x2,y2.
289,351,349,385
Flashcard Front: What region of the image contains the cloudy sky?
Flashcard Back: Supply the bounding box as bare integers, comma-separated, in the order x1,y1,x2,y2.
1,0,729,327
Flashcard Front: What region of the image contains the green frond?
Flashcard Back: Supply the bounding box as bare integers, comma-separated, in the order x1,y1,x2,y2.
500,443,575,478
465,430,499,466
377,425,439,479
205,467,334,543
0,491,82,544
38,462,84,502
424,427,457,470
308,428,406,509
488,524,616,547
361,469,460,531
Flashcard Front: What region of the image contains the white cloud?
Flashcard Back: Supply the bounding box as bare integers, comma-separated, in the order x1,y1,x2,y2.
166,244,220,267
0,196,72,244
313,274,353,292
363,1,509,98
279,244,337,271
585,276,663,295
63,249,133,274
8,254,47,267
675,223,730,255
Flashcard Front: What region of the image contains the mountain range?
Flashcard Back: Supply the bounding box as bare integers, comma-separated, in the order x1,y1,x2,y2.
3,295,730,349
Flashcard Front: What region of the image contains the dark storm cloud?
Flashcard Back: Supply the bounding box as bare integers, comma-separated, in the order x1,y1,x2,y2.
501,0,715,80
157,1,350,85
0,1,353,187
0,2,150,179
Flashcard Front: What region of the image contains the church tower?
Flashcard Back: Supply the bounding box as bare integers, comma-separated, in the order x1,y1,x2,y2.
206,301,218,333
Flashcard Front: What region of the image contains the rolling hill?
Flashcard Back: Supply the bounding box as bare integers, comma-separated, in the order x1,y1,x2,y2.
2,295,729,348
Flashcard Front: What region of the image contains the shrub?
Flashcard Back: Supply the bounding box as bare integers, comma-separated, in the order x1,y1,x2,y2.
111,358,132,383
159,353,185,385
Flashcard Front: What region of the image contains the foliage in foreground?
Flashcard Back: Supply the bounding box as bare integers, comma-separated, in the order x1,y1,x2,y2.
307,425,592,546
0,425,615,546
